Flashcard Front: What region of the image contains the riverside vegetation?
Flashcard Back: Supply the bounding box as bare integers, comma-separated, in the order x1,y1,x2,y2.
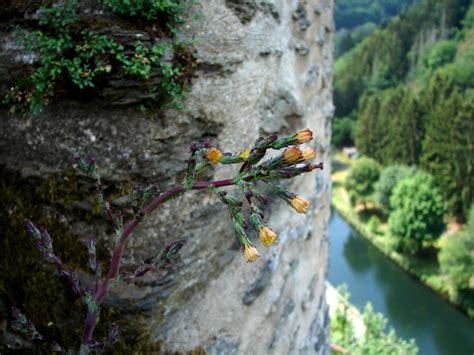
332,153,474,318
331,0,474,317
10,129,323,353
333,0,473,221
330,285,418,354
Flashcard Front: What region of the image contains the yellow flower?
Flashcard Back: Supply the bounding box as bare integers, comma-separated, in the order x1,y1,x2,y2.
259,226,277,247
205,148,222,164
239,148,250,160
243,244,260,262
294,128,313,144
283,146,302,163
289,196,310,214
302,147,316,161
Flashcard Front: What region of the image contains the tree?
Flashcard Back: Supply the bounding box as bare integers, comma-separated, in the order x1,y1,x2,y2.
439,231,474,291
345,157,381,208
421,87,474,221
376,86,406,164
355,94,382,159
387,93,423,165
331,285,418,355
374,165,417,213
439,204,474,291
333,116,356,148
389,172,446,254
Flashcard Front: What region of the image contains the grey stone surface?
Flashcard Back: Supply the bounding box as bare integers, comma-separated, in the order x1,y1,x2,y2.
0,0,333,353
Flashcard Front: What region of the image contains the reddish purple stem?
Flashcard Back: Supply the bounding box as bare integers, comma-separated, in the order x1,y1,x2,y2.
80,178,235,345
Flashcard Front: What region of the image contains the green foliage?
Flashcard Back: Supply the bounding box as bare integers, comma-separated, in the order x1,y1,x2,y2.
335,0,414,30
334,0,471,118
345,157,381,207
468,202,474,237
331,285,418,355
439,231,474,290
389,172,446,254
354,93,384,160
330,285,356,349
3,0,190,114
101,0,185,21
425,40,457,69
375,165,417,213
367,215,381,234
439,203,474,292
334,23,377,58
462,3,474,27
332,116,356,148
420,81,474,220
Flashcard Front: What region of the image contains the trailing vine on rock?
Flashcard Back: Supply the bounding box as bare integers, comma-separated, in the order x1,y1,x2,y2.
2,0,194,114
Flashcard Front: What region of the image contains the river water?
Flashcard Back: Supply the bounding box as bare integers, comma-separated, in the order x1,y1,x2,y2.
328,210,474,355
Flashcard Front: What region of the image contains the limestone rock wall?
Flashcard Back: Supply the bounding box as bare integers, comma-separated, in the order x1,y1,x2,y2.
0,0,333,353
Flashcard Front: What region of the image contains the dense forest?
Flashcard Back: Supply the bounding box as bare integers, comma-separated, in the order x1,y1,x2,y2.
333,0,474,222
334,0,415,57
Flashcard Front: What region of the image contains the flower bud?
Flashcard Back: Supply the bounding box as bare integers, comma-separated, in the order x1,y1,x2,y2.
205,148,222,164
239,148,250,160
302,147,316,161
243,243,260,262
259,226,277,247
289,196,310,214
283,146,303,163
293,128,313,144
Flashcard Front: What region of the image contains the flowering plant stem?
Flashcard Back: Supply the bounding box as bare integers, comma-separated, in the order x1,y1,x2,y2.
16,128,323,353
81,177,236,344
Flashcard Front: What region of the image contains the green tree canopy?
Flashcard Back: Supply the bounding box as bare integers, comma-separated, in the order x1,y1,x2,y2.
345,157,381,207
375,165,417,213
439,204,474,290
421,85,474,220
389,172,446,254
331,285,419,355
439,231,474,290
355,94,382,158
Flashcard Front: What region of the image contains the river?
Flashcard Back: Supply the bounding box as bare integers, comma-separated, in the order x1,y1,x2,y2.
328,210,474,355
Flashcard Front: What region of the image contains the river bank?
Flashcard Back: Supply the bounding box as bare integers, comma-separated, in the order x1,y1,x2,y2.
328,209,474,354
331,153,473,318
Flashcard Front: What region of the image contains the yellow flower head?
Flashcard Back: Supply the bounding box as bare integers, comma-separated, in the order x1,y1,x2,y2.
239,148,250,160
205,148,222,164
283,146,303,163
302,147,316,161
259,226,277,247
294,128,313,144
289,196,310,214
243,244,260,262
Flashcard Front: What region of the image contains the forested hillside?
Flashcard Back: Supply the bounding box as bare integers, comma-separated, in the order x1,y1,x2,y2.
333,0,473,221
335,0,414,30
334,0,415,58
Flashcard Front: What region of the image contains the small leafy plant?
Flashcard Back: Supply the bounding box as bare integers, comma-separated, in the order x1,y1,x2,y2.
3,0,191,114
11,129,323,353
101,0,186,22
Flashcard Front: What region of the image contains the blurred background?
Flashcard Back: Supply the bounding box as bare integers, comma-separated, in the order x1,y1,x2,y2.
329,0,474,354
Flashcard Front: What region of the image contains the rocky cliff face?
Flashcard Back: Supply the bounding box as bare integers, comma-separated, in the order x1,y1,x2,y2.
0,0,333,353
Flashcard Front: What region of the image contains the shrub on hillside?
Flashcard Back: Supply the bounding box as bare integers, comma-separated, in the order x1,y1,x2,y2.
439,204,474,291
374,165,417,213
388,172,446,254
345,157,381,208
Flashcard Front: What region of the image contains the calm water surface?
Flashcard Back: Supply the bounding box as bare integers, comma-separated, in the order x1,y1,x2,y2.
328,210,474,355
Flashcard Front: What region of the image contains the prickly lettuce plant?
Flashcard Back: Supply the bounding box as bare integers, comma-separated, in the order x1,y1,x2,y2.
12,128,323,353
